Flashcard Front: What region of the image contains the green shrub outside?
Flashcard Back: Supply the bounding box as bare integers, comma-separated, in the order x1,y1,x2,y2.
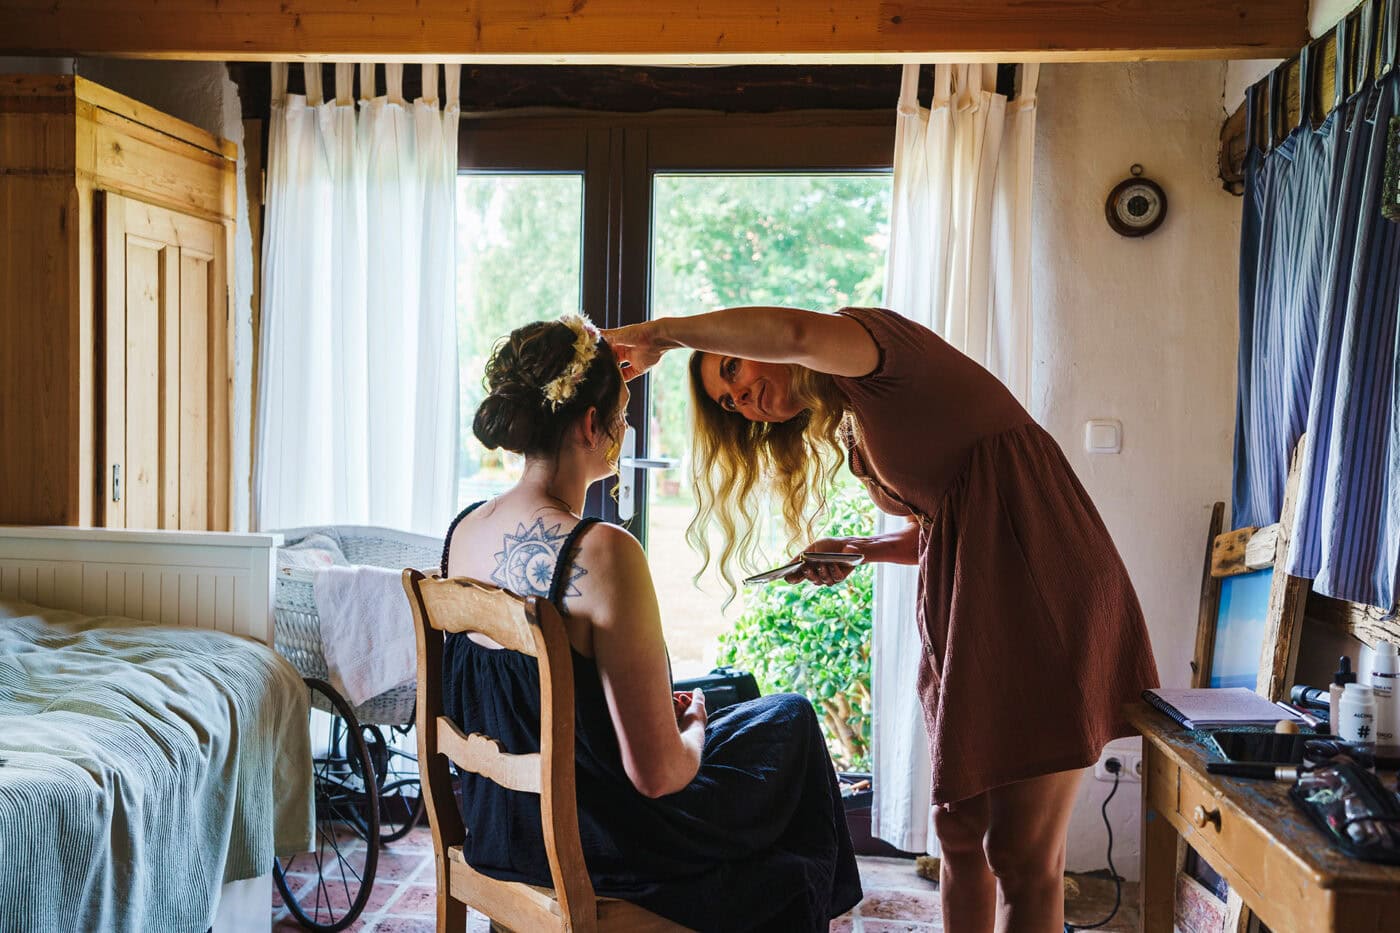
715,479,875,771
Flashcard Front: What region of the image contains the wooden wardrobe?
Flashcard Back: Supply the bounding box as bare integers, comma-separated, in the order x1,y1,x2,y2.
0,75,236,530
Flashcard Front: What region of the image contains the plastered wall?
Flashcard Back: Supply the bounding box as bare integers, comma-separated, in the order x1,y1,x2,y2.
1031,61,1243,879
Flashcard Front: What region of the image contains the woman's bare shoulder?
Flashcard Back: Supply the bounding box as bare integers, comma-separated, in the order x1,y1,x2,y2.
571,520,644,566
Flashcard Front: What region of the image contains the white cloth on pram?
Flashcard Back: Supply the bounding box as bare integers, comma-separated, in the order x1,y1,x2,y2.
313,564,416,705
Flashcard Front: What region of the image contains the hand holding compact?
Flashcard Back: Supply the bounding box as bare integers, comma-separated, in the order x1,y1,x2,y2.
783,539,867,587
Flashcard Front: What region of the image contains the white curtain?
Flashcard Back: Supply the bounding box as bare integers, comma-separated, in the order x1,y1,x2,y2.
872,63,1039,853
255,62,461,536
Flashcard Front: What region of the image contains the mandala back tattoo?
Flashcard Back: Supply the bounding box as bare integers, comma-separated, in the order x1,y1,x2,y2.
492,519,587,600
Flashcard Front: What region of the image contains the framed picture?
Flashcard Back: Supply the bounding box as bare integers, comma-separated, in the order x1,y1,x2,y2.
1208,568,1274,689
1191,439,1310,700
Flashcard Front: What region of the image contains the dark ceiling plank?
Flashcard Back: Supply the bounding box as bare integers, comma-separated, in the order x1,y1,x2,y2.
2,0,1309,63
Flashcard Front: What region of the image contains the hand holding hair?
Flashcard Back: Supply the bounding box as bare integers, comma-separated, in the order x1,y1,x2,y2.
602,321,673,381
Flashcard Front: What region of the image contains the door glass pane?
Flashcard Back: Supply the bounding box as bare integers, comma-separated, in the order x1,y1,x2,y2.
646,173,891,678
456,174,584,509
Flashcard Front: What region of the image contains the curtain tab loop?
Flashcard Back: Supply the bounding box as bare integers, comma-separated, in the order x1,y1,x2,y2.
421,64,439,105
1336,15,1353,108
270,62,288,104
302,63,323,105
954,64,975,111
444,64,462,110
359,63,376,102
1244,80,1263,156
334,63,355,107
979,63,997,96
1379,0,1398,79
385,63,404,105
1296,44,1316,130
897,63,922,114
1265,70,1283,151
933,64,952,108
1355,0,1380,95
1016,63,1040,108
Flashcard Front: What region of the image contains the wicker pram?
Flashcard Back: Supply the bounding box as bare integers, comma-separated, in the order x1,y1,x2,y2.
271,524,441,726
269,524,442,931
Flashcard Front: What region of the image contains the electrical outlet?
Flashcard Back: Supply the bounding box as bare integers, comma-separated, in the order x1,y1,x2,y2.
1093,749,1142,783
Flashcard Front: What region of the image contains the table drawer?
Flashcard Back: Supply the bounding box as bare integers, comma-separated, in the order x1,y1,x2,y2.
1177,767,1281,913
1178,768,1223,838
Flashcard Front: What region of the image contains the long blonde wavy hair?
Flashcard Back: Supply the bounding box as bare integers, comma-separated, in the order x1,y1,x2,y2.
686,351,848,603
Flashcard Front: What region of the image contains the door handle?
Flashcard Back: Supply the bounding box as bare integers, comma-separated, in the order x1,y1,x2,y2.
112,464,122,503
619,457,678,470
615,427,677,522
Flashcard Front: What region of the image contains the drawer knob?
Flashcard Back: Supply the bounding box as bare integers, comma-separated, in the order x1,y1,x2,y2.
1192,804,1222,831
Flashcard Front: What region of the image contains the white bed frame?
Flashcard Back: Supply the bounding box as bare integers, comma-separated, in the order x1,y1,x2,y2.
0,525,285,931
0,525,281,644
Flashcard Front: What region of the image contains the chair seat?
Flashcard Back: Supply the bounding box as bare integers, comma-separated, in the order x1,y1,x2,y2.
447,846,690,932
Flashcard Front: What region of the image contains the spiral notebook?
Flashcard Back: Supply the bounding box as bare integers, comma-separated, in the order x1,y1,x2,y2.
1143,687,1302,730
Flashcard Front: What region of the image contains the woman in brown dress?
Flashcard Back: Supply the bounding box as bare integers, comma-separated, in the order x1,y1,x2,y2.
604,306,1159,932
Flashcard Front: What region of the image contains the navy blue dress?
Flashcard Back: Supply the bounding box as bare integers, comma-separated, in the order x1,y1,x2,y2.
440,504,862,932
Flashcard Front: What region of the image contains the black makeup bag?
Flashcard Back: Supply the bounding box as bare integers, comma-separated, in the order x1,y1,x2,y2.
1288,757,1400,864
672,666,761,712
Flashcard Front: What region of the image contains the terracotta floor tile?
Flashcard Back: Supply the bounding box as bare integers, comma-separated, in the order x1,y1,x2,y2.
382,883,436,917
374,850,434,881
303,877,402,916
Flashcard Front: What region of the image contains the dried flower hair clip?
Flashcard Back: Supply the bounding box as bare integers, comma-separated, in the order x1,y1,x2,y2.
541,312,600,410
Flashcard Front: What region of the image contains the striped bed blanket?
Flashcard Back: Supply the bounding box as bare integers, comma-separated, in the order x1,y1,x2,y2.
0,597,313,933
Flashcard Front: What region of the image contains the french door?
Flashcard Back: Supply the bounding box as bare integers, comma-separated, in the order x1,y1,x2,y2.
458,112,893,674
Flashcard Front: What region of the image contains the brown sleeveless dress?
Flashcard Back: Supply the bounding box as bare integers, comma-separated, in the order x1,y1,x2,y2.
832,307,1160,805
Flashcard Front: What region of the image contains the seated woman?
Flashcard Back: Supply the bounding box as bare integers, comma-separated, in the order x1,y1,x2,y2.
440,314,862,933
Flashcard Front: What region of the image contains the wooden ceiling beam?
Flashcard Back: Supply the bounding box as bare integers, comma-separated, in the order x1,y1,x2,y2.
1,0,1308,63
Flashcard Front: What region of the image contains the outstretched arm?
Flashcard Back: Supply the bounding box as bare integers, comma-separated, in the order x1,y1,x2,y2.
604,306,879,380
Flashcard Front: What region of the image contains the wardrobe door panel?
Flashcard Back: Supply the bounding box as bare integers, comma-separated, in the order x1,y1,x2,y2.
178,245,212,530
119,225,170,530
103,192,224,530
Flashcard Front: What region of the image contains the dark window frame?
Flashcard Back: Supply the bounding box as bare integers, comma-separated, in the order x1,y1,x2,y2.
457,109,896,531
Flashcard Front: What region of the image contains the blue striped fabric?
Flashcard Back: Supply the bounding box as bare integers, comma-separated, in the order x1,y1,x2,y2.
1287,76,1400,609
1231,103,1342,529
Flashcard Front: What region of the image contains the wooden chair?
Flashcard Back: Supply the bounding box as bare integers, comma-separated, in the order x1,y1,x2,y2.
402,570,688,933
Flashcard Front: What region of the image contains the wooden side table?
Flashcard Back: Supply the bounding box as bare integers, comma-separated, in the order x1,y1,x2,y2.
1129,703,1400,932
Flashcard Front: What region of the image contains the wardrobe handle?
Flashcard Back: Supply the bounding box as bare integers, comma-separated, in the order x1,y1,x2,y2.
112,464,122,502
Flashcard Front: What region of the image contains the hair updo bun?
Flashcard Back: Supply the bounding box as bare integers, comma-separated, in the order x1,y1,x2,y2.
472,318,623,456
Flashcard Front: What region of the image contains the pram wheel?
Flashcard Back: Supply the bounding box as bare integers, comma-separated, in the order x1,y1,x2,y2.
274,678,380,932
363,723,426,843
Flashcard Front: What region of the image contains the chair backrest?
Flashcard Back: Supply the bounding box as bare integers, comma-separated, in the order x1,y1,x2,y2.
402,569,597,931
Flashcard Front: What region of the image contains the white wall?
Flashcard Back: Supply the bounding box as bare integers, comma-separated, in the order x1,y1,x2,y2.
1031,62,1242,878
0,57,256,533
1311,0,1363,36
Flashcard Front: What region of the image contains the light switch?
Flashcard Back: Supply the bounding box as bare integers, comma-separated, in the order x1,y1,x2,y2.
1085,419,1122,454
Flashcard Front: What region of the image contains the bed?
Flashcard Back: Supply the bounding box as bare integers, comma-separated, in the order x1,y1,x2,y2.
0,527,314,933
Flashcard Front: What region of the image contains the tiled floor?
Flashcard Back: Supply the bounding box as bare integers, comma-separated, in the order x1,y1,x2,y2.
272,827,1139,932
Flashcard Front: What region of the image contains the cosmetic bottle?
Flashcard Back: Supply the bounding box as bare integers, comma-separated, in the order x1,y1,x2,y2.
1338,683,1377,746
1330,655,1357,731
1369,641,1399,745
